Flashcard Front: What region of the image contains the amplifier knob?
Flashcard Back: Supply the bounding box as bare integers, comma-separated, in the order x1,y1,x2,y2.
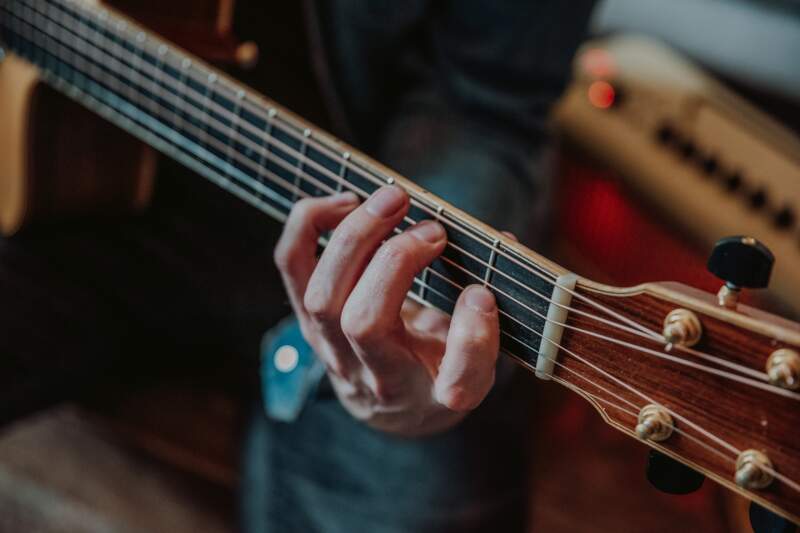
749,189,768,209
725,171,743,191
774,207,795,229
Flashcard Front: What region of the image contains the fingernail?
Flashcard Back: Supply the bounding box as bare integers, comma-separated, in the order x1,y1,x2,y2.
464,286,495,312
330,191,359,206
409,220,445,243
365,186,406,218
502,231,518,242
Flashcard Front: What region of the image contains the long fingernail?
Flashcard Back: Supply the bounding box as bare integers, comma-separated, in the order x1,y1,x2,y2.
464,285,495,312
365,186,406,218
330,191,359,206
409,220,445,243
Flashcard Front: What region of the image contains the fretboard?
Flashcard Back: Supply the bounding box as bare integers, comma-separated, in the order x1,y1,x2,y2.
1,0,566,370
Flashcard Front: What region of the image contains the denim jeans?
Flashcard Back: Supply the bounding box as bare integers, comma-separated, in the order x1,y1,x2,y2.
240,157,542,533
242,355,535,533
241,1,594,531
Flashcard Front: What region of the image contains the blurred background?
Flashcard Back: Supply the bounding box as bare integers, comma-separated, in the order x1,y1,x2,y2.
1,0,799,531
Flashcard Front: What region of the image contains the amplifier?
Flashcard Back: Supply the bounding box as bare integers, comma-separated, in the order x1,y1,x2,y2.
551,35,800,315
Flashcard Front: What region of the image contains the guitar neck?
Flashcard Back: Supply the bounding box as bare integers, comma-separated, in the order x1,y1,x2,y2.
7,1,800,524
0,0,572,374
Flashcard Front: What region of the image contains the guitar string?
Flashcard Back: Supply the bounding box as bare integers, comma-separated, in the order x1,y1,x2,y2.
33,0,665,344
412,279,768,470
17,1,787,387
7,6,800,497
5,7,795,399
2,8,655,348
46,0,790,389
34,0,800,490
409,282,800,493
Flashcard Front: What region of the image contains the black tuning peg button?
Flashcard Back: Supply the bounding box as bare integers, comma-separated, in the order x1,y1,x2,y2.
707,236,774,308
646,450,705,494
749,502,798,533
708,236,774,289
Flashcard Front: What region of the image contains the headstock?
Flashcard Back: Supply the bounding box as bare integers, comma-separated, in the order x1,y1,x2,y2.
554,236,800,527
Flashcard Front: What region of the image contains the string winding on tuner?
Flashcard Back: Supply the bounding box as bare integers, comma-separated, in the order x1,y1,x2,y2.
767,349,800,390
662,308,702,350
636,404,674,442
736,449,775,490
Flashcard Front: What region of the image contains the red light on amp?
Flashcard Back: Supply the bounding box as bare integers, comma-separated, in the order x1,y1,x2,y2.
587,80,616,110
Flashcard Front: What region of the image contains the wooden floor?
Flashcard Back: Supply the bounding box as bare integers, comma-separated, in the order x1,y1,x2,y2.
0,387,748,533
0,406,233,533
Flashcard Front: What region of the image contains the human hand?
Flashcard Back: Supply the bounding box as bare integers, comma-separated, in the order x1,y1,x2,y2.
274,186,500,436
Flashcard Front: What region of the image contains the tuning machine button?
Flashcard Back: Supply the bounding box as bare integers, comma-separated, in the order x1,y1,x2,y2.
725,171,743,192
646,450,705,494
749,502,798,533
749,189,769,209
707,236,774,309
700,155,719,176
774,207,795,229
656,124,676,145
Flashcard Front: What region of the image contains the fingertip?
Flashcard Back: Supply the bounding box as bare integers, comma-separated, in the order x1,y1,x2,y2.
329,191,360,207
409,220,446,244
365,185,408,218
435,383,480,412
462,285,496,313
502,231,518,242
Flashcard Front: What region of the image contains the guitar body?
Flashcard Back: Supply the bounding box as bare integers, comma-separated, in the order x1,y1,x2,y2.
0,0,252,235
0,50,156,235
2,0,799,526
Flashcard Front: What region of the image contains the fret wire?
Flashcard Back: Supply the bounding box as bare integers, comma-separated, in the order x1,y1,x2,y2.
336,152,349,193
199,73,216,153
4,2,555,348
175,57,191,133
226,89,245,176
256,108,277,203
485,238,500,286
419,263,430,300
153,44,170,131
293,129,310,201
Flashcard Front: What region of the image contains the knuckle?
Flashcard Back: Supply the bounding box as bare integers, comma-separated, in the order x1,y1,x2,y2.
340,304,378,344
375,239,415,268
330,217,369,249
274,199,318,271
453,329,493,354
437,385,480,412
371,379,403,404
291,197,317,221
272,240,294,272
303,286,337,324
330,222,365,252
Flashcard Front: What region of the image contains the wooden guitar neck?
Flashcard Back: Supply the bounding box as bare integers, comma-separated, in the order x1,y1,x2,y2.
2,0,799,524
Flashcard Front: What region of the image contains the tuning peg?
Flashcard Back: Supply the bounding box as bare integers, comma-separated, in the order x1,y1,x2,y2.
707,236,774,308
646,450,705,494
749,502,798,533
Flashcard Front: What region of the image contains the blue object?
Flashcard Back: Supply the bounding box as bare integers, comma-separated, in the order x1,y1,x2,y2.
260,316,325,422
